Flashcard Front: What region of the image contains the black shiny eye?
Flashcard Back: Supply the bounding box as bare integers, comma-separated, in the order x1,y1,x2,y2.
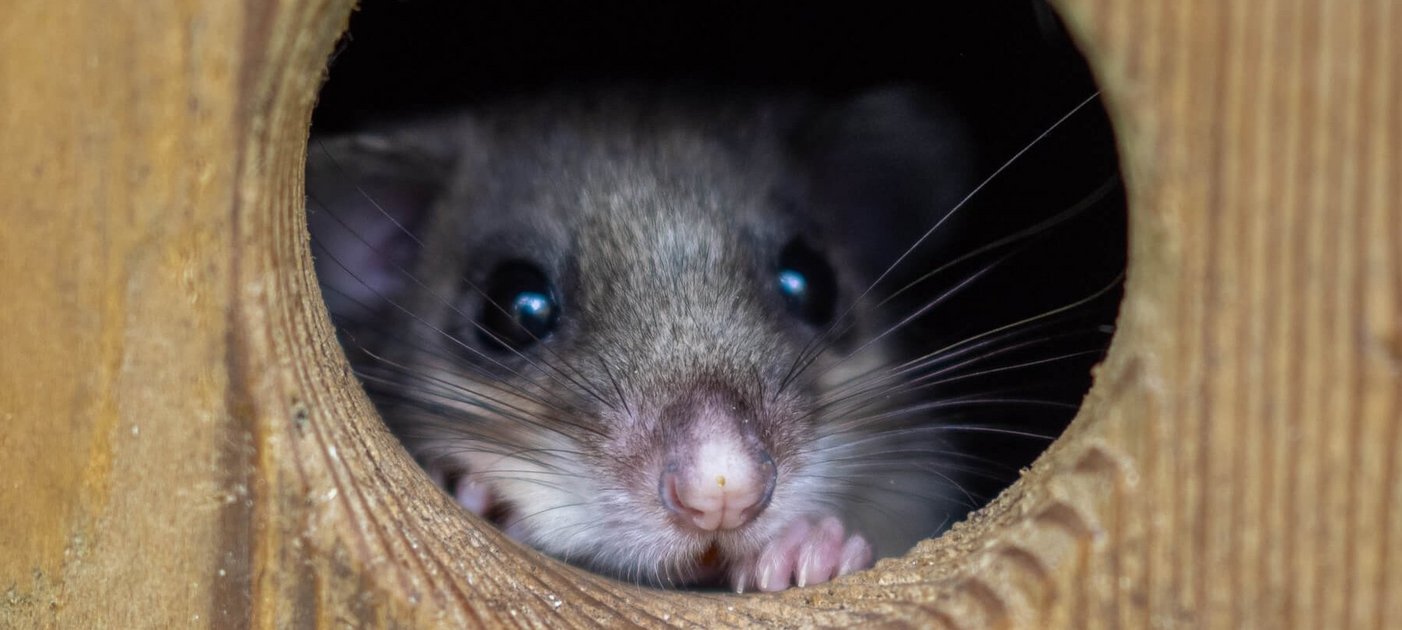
776,239,837,326
478,260,559,352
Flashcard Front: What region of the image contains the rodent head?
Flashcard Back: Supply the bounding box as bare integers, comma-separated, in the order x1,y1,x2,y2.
308,90,971,585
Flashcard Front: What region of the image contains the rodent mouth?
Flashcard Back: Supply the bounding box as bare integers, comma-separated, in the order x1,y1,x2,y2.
697,541,722,567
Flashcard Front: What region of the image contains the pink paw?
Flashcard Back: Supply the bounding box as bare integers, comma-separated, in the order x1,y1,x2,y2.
427,463,492,516
730,516,873,593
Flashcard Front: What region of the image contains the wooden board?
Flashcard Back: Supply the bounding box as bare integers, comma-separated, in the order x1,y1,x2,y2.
1,0,1397,626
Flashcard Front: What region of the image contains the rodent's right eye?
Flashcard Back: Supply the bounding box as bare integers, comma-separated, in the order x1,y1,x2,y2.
478,260,559,352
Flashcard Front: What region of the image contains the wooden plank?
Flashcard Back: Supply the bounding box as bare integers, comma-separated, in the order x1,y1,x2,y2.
1,0,1397,626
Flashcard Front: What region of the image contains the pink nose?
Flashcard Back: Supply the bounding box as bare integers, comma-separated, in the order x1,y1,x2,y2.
661,444,776,532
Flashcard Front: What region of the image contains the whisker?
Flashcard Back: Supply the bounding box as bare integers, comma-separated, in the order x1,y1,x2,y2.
777,90,1103,398
878,173,1120,308
350,345,604,438
501,501,593,532
800,256,1009,383
808,324,1105,424
310,229,598,411
308,184,614,410
879,271,1124,379
321,283,585,416
831,346,1107,415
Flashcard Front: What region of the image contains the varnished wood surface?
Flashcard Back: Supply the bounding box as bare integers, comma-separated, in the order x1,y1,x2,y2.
0,0,1397,627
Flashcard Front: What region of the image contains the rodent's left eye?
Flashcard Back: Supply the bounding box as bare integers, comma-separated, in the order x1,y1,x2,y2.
776,239,837,326
478,260,559,352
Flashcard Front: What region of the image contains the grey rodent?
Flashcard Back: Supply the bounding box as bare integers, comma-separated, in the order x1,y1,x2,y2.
307,88,976,592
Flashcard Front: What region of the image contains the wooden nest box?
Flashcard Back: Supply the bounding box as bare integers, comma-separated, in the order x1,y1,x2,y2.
2,0,1399,627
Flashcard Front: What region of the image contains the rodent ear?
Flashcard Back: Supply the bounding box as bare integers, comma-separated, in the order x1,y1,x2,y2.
795,87,974,279
305,115,477,328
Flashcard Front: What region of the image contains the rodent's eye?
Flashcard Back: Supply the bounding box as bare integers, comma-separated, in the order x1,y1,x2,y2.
776,239,837,326
479,260,559,352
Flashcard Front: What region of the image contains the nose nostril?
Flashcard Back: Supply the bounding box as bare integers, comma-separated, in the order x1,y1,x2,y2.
659,469,699,519
741,449,778,521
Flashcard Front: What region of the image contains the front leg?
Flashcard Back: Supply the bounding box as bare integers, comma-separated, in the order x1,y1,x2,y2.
729,516,873,592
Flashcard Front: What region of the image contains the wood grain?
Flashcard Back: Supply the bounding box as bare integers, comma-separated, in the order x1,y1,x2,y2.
1,0,1397,627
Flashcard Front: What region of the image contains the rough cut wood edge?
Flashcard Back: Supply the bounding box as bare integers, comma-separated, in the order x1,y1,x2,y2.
1,0,1397,627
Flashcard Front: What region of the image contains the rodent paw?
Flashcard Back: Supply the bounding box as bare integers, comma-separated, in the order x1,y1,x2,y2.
729,516,872,593
426,462,492,517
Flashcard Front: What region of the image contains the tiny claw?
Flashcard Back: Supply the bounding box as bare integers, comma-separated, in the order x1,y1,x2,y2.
727,515,869,592
837,534,873,577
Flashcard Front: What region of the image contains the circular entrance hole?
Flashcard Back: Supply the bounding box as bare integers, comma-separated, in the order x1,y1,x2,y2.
305,0,1125,595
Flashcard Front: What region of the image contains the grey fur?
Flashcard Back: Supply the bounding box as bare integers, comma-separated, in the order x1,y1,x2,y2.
307,88,973,586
